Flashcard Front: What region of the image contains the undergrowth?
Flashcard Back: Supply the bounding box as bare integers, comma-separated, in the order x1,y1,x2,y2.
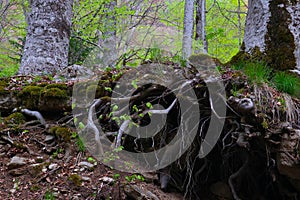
233,61,300,97
272,71,300,97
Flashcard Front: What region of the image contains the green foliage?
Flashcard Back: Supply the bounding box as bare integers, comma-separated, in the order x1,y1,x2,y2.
125,174,145,182
243,62,271,84
272,71,300,96
68,36,94,65
44,190,56,200
77,137,86,152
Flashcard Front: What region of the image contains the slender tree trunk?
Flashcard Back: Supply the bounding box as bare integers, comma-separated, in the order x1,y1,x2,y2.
195,0,208,54
19,0,73,75
242,0,300,73
182,0,195,59
237,0,241,47
97,0,117,68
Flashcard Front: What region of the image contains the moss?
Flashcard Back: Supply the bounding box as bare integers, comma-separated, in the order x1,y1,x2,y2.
69,174,82,187
18,86,43,108
4,112,25,125
30,184,41,192
0,78,9,95
265,0,296,70
41,88,67,99
50,126,72,142
44,83,67,91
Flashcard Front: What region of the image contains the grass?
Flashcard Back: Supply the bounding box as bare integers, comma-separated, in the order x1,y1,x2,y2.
243,61,271,84
272,71,300,96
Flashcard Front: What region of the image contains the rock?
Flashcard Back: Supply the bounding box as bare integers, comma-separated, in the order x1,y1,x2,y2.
8,168,27,176
48,163,59,170
7,156,28,170
78,161,94,169
99,176,114,185
124,184,159,200
54,64,94,82
44,135,55,143
81,176,91,182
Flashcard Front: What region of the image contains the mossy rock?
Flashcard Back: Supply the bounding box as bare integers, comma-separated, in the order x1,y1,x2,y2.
41,88,68,99
44,83,67,90
18,86,43,108
50,126,73,142
4,112,26,125
19,85,43,98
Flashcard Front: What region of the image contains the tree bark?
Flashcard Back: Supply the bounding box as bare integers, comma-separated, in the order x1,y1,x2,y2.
182,0,195,59
243,0,300,73
195,0,208,54
19,0,73,75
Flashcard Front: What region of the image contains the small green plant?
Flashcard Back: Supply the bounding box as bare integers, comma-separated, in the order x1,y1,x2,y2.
77,137,85,152
52,148,63,158
272,71,300,96
243,61,271,84
113,173,120,180
125,174,145,182
87,157,96,163
44,190,55,200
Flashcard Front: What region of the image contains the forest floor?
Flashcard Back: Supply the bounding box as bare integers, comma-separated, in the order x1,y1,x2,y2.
0,119,185,200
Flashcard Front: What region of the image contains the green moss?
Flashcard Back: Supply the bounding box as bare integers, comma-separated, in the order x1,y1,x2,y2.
50,126,72,142
265,0,296,70
42,88,67,99
30,184,41,192
4,112,25,125
69,174,82,187
0,78,9,95
44,83,67,91
18,86,43,108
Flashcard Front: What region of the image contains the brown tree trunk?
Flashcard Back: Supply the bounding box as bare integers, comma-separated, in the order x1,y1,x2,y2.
19,0,73,75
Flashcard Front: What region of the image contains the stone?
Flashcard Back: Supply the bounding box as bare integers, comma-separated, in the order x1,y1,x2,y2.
48,163,59,170
124,184,159,200
78,161,94,169
44,135,55,143
7,156,28,170
99,176,114,185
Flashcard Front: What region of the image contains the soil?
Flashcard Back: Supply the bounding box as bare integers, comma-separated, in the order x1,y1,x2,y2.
0,120,184,200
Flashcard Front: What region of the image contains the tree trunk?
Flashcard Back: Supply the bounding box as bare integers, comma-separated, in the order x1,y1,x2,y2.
195,0,208,54
19,0,73,75
243,0,300,73
182,0,195,59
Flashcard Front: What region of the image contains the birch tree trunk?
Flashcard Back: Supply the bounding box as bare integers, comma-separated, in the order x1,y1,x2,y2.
19,0,73,75
242,0,300,73
182,0,195,59
195,0,208,54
